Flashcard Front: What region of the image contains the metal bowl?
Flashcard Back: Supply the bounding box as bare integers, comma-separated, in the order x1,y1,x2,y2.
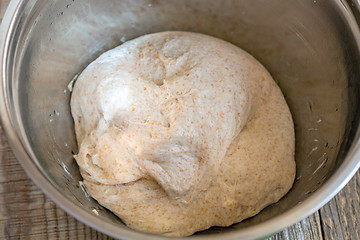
1,0,360,239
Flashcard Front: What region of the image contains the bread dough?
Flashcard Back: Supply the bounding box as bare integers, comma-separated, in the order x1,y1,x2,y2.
70,31,295,236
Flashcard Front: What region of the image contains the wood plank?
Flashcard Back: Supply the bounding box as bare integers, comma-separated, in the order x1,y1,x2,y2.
270,212,323,240
0,125,113,240
319,170,360,240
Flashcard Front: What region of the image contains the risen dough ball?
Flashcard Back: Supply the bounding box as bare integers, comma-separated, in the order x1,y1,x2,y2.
71,31,295,236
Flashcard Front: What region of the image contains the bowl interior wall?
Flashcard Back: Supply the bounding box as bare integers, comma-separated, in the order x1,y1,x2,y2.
10,0,360,235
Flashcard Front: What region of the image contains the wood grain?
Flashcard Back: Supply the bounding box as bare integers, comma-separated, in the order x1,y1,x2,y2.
320,171,360,240
270,211,323,240
0,0,359,239
0,126,113,240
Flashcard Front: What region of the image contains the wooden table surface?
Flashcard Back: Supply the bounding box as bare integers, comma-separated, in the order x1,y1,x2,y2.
0,1,359,239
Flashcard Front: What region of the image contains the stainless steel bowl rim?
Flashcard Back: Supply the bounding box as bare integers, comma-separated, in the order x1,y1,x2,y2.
0,1,360,239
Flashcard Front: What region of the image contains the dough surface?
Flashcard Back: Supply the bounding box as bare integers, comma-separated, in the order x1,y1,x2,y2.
71,31,295,236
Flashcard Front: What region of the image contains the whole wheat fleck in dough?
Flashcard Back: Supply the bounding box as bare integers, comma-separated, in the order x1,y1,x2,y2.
70,31,296,236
